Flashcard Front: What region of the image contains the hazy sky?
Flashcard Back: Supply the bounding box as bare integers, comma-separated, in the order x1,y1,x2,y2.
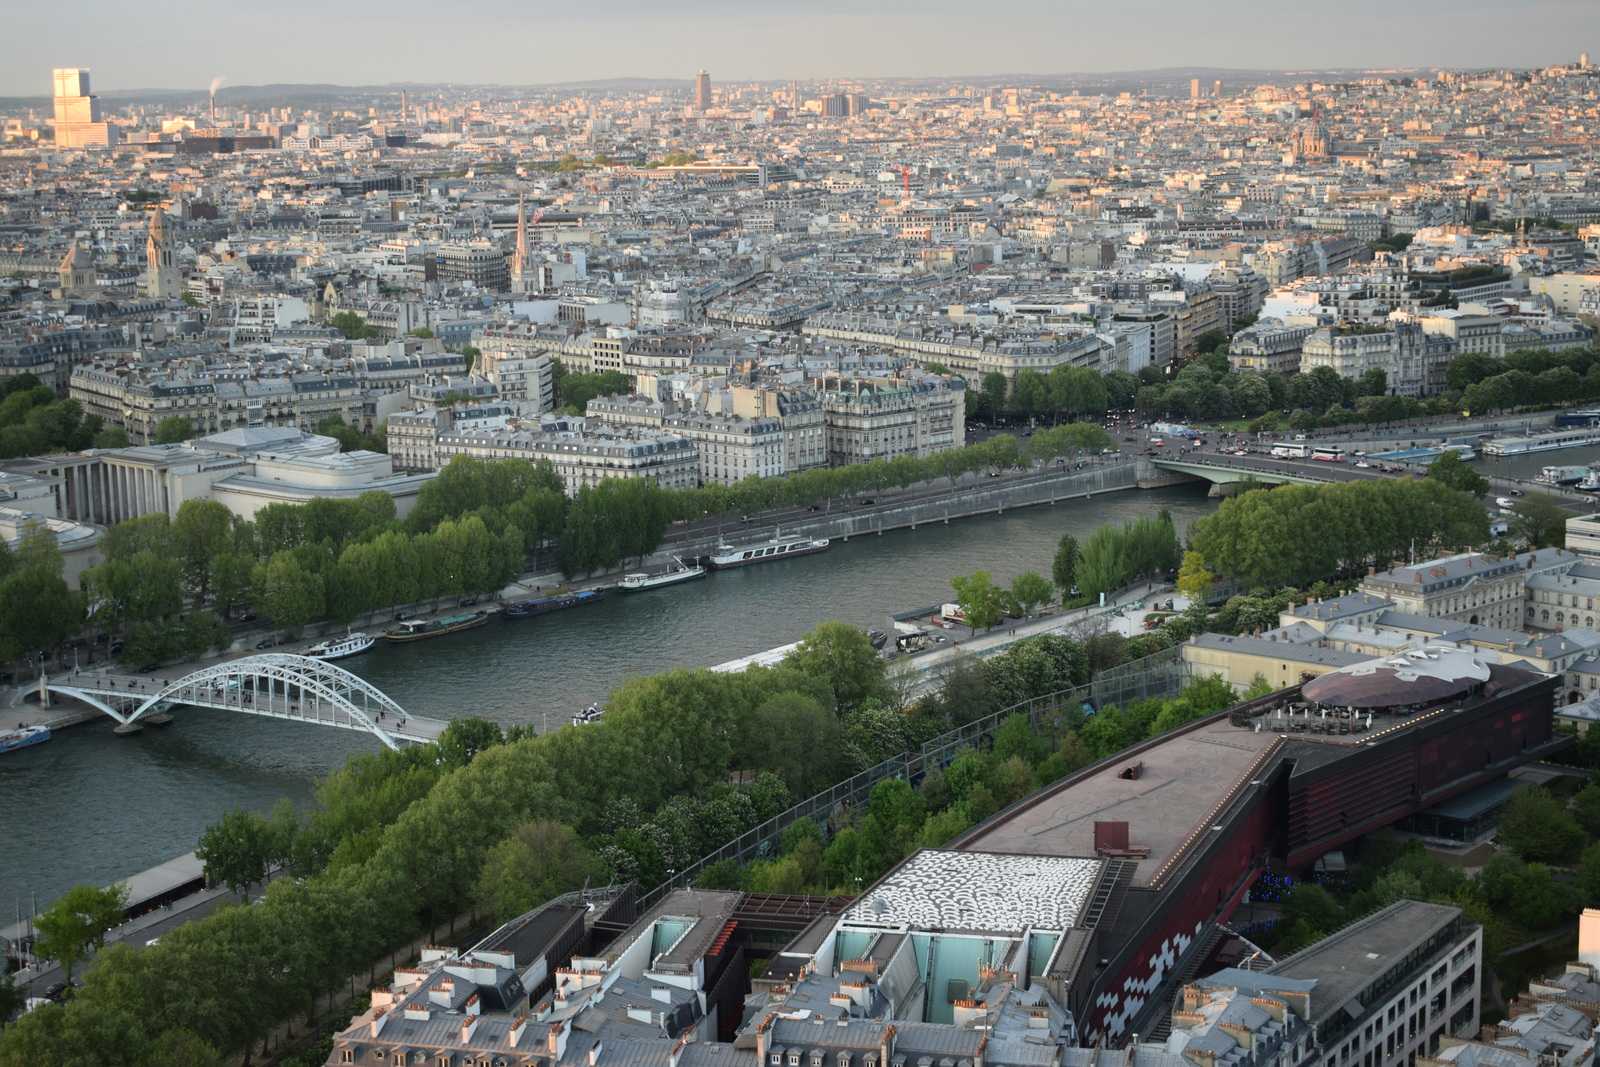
5,0,1596,95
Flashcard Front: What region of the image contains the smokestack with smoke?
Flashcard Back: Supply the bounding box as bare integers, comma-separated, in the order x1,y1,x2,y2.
209,76,224,127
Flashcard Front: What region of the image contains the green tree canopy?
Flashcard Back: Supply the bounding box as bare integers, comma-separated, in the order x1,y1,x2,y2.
32,883,128,984
473,820,606,922
1426,451,1489,497
152,416,193,444
952,570,1006,632
196,809,277,896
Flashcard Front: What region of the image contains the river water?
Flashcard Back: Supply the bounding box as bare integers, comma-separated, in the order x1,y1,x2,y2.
1,485,1218,913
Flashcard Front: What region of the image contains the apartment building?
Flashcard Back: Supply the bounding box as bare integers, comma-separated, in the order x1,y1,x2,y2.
1300,322,1454,397
387,402,515,472
728,384,827,473
1418,309,1506,359
816,375,966,466
438,242,510,291
435,420,698,495
802,313,1108,383
586,395,785,486
1180,901,1481,1067
478,348,556,412
1359,552,1529,630
1228,317,1318,375
663,410,785,485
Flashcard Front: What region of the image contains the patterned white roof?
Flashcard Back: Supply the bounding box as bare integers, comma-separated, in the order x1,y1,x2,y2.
842,850,1102,933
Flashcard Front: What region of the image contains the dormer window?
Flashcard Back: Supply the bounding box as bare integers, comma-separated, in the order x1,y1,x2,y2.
789,1052,802,1067
341,1052,355,1065
840,1054,853,1067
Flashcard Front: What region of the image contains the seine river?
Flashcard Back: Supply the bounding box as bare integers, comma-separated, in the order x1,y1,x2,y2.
2,485,1221,912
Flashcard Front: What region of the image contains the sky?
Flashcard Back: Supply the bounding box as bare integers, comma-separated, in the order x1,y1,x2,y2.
4,0,1596,95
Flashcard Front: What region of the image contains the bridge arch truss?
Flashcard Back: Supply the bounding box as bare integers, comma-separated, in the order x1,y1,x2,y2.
46,654,413,749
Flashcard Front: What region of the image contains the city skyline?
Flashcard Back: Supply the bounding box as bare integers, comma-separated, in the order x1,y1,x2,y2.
1,0,1595,95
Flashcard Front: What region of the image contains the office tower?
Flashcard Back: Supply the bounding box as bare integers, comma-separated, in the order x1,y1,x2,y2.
824,93,848,118
1213,79,1224,98
789,80,800,111
694,70,711,111
846,92,867,117
145,210,180,300
1582,52,1592,69
1190,78,1201,100
52,67,116,148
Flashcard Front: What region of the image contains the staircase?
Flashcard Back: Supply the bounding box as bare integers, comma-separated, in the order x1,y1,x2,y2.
1140,921,1228,1044
1080,860,1138,933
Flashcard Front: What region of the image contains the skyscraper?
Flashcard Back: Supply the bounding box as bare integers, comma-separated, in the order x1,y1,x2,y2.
694,70,712,111
1189,78,1201,100
52,67,115,148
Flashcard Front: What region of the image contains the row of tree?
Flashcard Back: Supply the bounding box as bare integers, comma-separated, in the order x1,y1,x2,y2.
1186,479,1488,591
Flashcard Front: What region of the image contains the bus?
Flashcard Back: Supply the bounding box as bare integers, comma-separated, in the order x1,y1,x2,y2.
1270,442,1311,459
1311,447,1346,463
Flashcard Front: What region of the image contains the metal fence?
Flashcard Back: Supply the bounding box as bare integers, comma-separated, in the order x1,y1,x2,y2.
634,646,1190,911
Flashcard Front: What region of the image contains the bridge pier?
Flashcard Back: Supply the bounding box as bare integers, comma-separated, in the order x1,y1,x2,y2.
113,721,143,736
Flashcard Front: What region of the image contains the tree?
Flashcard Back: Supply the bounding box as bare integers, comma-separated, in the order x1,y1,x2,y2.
1498,786,1585,863
436,718,504,768
32,883,128,984
1511,494,1569,549
172,499,234,601
1426,451,1488,497
91,426,129,449
252,552,324,630
152,416,193,444
1356,367,1388,397
1176,550,1216,602
1574,782,1600,838
473,820,606,922
330,310,377,340
196,810,276,895
784,622,889,712
951,571,1006,632
1277,884,1343,944
1010,572,1054,618
978,372,1008,421
0,972,23,1030
1052,533,1080,594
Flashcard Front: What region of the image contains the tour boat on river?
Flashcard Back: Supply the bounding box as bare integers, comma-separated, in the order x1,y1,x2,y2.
304,632,375,661
0,725,50,756
708,534,830,570
619,558,706,592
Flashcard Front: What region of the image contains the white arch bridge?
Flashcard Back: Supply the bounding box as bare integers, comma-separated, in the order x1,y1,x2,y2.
41,654,451,750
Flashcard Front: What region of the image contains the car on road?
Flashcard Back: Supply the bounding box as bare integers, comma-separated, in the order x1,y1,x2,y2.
145,936,161,947
1355,461,1371,468
43,982,66,1001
